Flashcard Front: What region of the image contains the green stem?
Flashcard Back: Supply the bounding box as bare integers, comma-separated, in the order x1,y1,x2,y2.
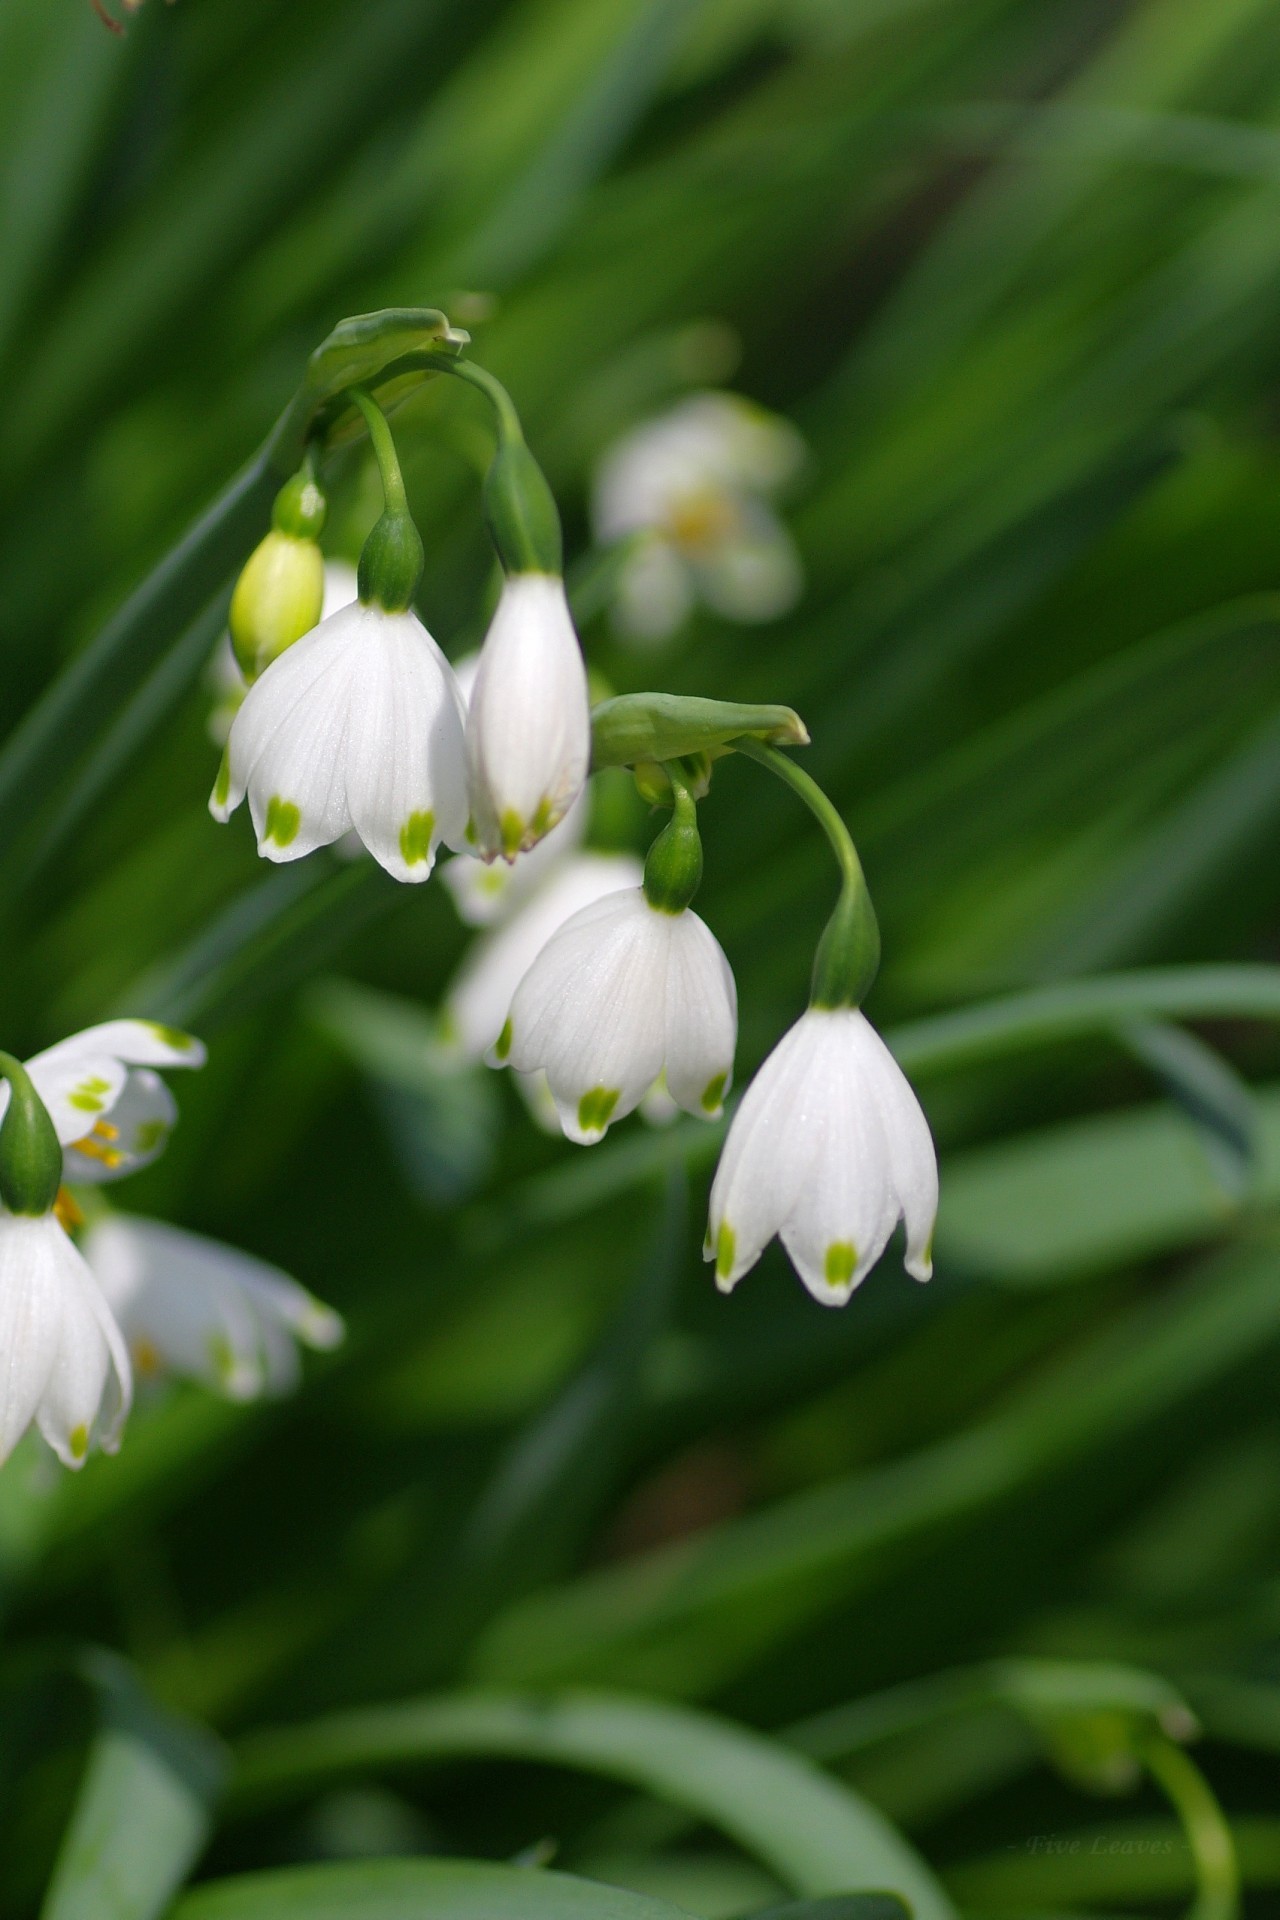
1141,1735,1239,1920
735,737,880,1008
429,356,526,445
348,389,409,514
734,738,864,894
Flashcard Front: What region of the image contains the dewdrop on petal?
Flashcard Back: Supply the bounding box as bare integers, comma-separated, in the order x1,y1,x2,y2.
83,1213,343,1401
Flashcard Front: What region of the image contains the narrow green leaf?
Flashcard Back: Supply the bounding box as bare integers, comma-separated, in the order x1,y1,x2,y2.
1118,1017,1258,1200
232,1690,955,1919
175,1859,692,1920
41,1651,226,1920
890,965,1280,1078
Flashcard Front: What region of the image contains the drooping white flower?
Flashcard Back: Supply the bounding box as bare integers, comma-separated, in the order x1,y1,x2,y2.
207,560,359,747
445,851,643,1060
707,1008,937,1306
0,1211,131,1467
82,1213,343,1401
465,574,591,860
211,600,469,882
503,888,736,1143
592,392,805,643
442,651,589,927
7,1021,206,1184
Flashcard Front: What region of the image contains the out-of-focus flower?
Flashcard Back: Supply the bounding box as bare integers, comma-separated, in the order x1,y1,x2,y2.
0,1211,131,1468
707,1007,937,1306
592,391,805,643
10,1020,206,1185
83,1212,343,1401
211,599,469,882
502,887,737,1143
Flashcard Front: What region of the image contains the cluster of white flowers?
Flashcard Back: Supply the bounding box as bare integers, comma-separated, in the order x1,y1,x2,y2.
592,391,805,644
0,342,933,1485
0,1021,341,1470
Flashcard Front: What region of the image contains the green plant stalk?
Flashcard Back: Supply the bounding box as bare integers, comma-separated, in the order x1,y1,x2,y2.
1141,1734,1240,1920
735,737,880,1007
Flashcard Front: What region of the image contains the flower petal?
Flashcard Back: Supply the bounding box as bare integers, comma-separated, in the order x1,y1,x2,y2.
446,852,642,1059
660,910,737,1120
507,889,668,1142
705,1014,819,1291
342,610,469,882
0,1216,63,1464
62,1070,178,1185
466,576,590,858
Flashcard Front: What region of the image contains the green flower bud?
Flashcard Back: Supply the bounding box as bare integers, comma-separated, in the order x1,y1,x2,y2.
0,1053,63,1217
642,768,703,915
357,509,424,613
229,531,326,683
809,880,881,1010
483,436,563,577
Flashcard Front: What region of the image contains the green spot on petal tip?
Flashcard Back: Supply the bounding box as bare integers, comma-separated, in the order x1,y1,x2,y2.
68,1093,104,1113
715,1221,736,1280
499,809,524,858
148,1023,194,1051
700,1071,727,1114
495,1019,513,1062
399,809,435,866
577,1086,620,1136
265,795,301,847
212,753,231,808
69,1425,88,1461
825,1241,857,1288
135,1120,168,1153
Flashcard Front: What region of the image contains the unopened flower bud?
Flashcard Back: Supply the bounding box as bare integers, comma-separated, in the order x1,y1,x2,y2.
0,1053,62,1216
229,465,328,683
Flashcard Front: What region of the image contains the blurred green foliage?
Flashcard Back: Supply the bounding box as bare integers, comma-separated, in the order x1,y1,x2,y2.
5,0,1280,1913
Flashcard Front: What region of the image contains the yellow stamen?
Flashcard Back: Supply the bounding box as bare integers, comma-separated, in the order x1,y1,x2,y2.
667,490,738,554
53,1188,85,1233
70,1134,124,1169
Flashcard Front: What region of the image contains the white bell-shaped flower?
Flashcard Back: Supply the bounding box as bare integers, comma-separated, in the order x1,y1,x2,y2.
592,392,805,643
211,600,469,883
503,888,737,1143
82,1213,343,1401
707,1007,937,1306
0,1211,131,1467
9,1020,205,1184
444,851,643,1060
465,574,591,860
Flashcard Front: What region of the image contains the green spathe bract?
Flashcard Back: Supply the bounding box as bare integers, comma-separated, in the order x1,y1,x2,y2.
0,1051,62,1216
592,693,809,771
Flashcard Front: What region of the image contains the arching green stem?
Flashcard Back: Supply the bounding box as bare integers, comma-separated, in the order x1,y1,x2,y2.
735,738,880,1008
1139,1735,1239,1920
416,357,562,575
349,388,409,514
349,389,423,611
